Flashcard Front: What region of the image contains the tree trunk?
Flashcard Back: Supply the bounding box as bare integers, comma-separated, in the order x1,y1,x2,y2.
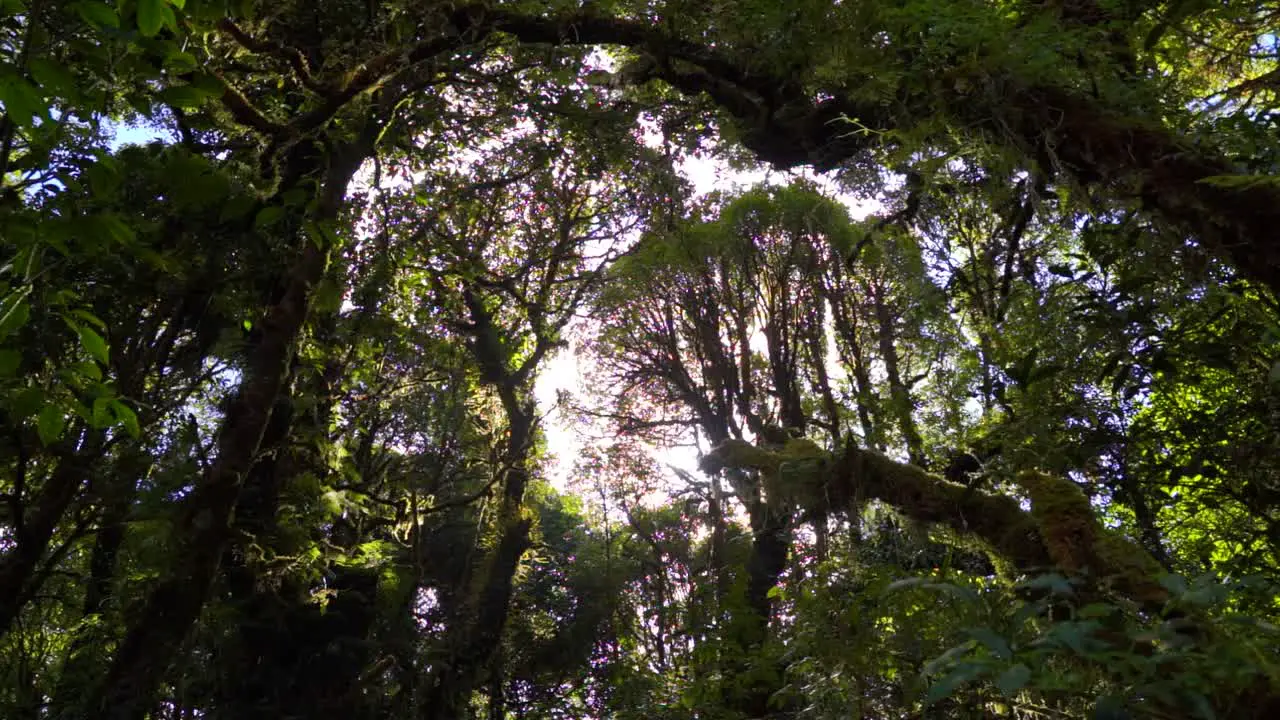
88,136,371,720
870,283,925,466
423,292,539,719
730,507,793,719
823,279,883,450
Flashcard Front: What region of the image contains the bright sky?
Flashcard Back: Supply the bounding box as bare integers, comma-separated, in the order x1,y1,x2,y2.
534,151,881,490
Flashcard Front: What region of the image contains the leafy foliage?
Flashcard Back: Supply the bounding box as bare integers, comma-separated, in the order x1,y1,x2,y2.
1,0,1278,718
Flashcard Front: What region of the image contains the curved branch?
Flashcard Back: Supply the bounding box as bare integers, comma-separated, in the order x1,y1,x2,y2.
704,435,1171,610
441,5,1280,298
216,18,334,95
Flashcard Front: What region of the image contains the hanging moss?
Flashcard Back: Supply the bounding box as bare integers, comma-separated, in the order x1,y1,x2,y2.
928,524,1018,580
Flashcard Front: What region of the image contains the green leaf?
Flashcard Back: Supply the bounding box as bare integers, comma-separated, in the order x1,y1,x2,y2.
85,159,122,197
137,0,164,36
1157,573,1189,596
255,205,285,229
311,279,345,314
0,73,47,126
923,642,974,675
73,0,119,28
0,289,31,339
69,360,103,381
111,399,140,438
1,0,28,18
96,213,136,246
37,404,65,446
1184,691,1215,719
1196,174,1280,190
925,663,984,705
884,577,929,593
1093,694,1130,720
967,627,1011,660
71,322,110,365
1076,602,1116,619
160,84,213,109
160,2,178,31
219,194,257,222
91,396,114,428
281,187,311,207
995,663,1030,697
163,51,199,74
1049,621,1099,655
28,58,79,99
0,348,20,376
11,387,43,418
187,71,225,96
321,490,344,516
308,221,339,248
69,308,107,329
1018,573,1074,596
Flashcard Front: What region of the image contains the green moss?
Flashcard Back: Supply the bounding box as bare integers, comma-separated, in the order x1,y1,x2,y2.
702,437,833,512
778,436,826,462
1015,471,1168,606
700,438,785,475
705,443,1167,606
1093,529,1169,607
1016,471,1097,574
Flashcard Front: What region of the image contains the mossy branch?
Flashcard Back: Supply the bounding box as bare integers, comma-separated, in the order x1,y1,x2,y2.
703,437,1170,609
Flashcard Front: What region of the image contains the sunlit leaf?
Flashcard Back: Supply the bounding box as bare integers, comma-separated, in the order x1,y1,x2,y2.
70,322,110,365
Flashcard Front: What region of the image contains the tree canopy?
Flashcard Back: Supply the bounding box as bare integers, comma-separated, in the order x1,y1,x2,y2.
1,0,1278,718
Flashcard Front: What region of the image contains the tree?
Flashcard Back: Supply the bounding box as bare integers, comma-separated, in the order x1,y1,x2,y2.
1,0,1278,718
